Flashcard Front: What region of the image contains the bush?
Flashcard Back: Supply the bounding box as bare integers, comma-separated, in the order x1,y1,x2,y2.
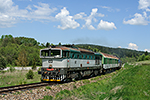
0,55,6,70
26,70,34,79
9,66,15,72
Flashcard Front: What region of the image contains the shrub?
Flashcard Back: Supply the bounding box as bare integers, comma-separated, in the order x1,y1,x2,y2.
26,70,34,79
9,66,15,72
46,86,51,90
0,55,6,70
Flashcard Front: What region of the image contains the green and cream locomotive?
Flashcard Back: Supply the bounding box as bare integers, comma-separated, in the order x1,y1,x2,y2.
38,45,121,82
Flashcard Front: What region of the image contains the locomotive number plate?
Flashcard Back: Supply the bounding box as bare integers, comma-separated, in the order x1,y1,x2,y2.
48,59,53,63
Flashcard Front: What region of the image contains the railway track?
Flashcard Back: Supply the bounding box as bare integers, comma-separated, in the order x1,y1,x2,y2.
0,82,55,94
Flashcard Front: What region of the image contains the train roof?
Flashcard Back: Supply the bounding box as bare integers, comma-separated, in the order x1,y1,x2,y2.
43,46,94,54
41,45,118,59
100,52,119,60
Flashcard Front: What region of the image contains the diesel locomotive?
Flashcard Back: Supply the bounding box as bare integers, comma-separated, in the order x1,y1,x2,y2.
38,45,121,82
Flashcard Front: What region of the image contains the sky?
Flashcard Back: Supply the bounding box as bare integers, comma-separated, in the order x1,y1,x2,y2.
0,0,150,52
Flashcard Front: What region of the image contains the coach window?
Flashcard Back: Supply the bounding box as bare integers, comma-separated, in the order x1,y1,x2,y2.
63,51,66,58
87,55,89,59
81,55,83,59
100,55,102,60
77,54,79,59
85,55,87,59
104,58,106,64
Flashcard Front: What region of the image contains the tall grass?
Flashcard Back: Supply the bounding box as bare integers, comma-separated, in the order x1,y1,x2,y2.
0,70,41,87
42,63,150,100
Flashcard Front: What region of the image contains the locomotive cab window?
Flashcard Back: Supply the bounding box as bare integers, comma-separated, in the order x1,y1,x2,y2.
63,51,69,58
51,50,60,57
41,50,49,56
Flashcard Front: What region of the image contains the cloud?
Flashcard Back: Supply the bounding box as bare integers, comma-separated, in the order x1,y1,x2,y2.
123,12,149,25
81,8,104,30
28,2,57,21
73,12,87,19
55,7,80,30
144,49,150,52
124,0,150,26
0,0,57,28
0,0,28,27
138,0,150,11
118,46,121,48
100,6,120,12
97,20,117,30
128,43,138,50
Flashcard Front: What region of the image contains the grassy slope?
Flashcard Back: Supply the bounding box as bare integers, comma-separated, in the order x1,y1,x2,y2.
0,70,41,87
42,62,150,100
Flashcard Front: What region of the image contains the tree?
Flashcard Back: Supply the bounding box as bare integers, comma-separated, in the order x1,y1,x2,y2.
145,51,148,56
137,54,145,61
0,55,6,70
32,58,36,70
17,49,29,67
58,42,61,46
46,42,50,47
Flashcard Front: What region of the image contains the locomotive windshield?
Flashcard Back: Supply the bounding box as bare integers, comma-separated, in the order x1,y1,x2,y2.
40,49,61,58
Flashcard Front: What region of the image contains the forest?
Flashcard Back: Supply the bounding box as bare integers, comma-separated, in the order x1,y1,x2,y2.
0,35,149,69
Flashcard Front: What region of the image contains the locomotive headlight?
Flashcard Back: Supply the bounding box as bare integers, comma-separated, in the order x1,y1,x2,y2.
49,64,52,67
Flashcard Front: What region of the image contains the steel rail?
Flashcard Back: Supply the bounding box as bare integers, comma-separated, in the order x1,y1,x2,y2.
0,82,55,94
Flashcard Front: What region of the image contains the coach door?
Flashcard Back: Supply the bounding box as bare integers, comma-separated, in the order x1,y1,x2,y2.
95,55,102,65
95,56,100,65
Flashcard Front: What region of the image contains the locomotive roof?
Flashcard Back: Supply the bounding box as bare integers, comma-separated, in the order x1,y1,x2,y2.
45,46,94,54
42,45,119,59
100,52,119,60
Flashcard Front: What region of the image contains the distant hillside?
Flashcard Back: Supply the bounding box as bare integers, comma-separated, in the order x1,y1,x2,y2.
75,44,144,58
75,44,147,63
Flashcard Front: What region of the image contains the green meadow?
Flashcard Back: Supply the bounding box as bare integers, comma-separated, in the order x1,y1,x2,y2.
0,70,41,87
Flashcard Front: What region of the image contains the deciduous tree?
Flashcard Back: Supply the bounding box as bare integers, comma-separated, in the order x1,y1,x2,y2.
17,49,29,67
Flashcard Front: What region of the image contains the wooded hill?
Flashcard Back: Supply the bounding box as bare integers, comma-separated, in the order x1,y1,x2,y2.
0,35,149,68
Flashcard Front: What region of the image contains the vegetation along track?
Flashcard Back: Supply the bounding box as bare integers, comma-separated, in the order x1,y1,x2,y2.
0,82,56,94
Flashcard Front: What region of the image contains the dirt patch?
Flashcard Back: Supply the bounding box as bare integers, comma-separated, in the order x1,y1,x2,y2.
110,85,123,94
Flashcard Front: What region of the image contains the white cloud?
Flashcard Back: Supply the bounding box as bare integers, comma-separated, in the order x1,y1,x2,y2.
97,20,117,30
32,3,56,16
55,7,80,30
128,43,138,50
118,46,121,48
123,13,149,25
138,0,150,11
82,8,104,30
144,49,150,52
100,6,120,12
28,2,57,21
74,12,87,19
0,0,57,28
124,0,150,26
0,0,28,27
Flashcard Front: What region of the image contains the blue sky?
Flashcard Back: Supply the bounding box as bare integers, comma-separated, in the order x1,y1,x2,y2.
1,0,150,52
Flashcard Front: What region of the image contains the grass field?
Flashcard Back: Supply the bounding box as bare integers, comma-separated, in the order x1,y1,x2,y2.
42,62,150,100
0,70,41,87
